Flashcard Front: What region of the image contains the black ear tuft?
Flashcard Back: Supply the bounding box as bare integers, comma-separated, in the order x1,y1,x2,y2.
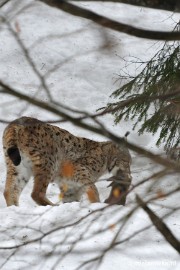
7,147,21,166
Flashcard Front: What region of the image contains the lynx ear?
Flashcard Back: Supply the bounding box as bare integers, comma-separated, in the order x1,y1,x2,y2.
7,147,21,166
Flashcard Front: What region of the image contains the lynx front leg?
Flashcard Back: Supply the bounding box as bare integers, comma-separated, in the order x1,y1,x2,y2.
59,183,81,203
86,184,100,203
105,161,132,205
60,181,100,203
59,161,100,203
74,164,100,203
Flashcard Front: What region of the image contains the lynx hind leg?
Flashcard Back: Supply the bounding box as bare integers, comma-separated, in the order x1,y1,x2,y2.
4,162,30,206
31,173,56,206
59,162,100,203
31,161,57,206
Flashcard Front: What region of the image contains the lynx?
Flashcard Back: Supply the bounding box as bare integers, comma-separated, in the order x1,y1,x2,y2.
3,117,132,206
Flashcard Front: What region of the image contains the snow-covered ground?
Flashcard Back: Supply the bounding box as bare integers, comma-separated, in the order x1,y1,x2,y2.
0,1,179,269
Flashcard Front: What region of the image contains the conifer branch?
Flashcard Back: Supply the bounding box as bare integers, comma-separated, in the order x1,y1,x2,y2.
104,34,180,151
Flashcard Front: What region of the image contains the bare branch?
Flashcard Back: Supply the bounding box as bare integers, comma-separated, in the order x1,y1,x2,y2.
136,195,180,254
4,18,54,102
67,0,180,13
0,0,10,9
38,0,180,40
0,80,180,172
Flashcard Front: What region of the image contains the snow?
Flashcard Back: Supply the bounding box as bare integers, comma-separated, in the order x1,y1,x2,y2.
0,1,179,269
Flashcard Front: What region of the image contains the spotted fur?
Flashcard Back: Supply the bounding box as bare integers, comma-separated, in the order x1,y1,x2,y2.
3,117,132,206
